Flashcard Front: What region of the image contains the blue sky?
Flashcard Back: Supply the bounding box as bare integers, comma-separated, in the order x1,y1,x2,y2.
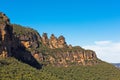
0,0,120,63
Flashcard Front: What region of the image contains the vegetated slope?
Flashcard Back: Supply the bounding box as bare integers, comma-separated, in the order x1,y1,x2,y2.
1,12,120,80
0,57,59,80
42,62,120,80
1,58,120,80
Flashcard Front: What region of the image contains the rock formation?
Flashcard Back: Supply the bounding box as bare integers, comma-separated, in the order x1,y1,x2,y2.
41,33,67,49
49,34,58,48
41,33,49,46
0,12,13,57
0,12,99,67
0,12,41,69
13,25,98,67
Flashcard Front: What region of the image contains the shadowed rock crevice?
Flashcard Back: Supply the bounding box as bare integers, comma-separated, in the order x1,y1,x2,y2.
0,12,42,69
11,36,42,69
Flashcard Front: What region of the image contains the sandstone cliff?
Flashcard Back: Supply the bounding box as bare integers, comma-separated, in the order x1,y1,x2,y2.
0,12,99,67
0,12,41,69
0,12,13,57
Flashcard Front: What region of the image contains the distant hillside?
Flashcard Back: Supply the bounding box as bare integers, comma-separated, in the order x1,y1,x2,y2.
112,63,120,68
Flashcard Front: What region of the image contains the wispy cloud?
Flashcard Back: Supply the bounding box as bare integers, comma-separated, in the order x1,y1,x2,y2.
94,41,111,45
83,41,120,63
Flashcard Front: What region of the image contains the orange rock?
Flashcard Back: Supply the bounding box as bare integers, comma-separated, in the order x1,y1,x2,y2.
21,41,30,48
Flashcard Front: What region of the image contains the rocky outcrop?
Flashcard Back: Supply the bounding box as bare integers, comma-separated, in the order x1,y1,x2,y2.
49,34,58,48
32,47,98,67
0,12,99,67
57,36,67,48
41,33,67,49
0,13,13,57
41,33,49,46
13,24,42,49
0,12,41,69
0,12,10,24
49,34,67,49
12,25,98,67
12,23,98,67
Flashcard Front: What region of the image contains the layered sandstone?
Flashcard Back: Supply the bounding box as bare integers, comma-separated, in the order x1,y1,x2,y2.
0,12,99,67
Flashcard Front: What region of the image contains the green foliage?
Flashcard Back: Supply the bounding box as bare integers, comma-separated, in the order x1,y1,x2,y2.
42,62,120,80
0,58,120,80
0,58,59,80
12,24,37,35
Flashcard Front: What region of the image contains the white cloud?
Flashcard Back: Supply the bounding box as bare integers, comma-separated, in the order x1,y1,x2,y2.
83,41,120,63
94,41,111,45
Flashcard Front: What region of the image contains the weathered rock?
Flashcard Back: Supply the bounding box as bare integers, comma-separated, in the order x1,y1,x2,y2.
57,35,67,48
49,34,58,48
0,12,10,24
0,12,42,69
0,12,99,68
41,33,49,46
68,44,72,49
12,26,98,67
21,41,30,48
0,12,13,57
42,34,67,49
17,32,40,49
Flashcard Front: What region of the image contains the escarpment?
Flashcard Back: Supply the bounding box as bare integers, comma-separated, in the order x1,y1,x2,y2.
0,12,41,69
0,12,99,67
0,12,13,57
13,26,98,67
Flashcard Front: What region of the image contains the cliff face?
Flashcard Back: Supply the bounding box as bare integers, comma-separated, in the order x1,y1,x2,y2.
13,26,98,67
39,48,97,67
0,12,41,69
0,12,99,67
0,13,13,57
